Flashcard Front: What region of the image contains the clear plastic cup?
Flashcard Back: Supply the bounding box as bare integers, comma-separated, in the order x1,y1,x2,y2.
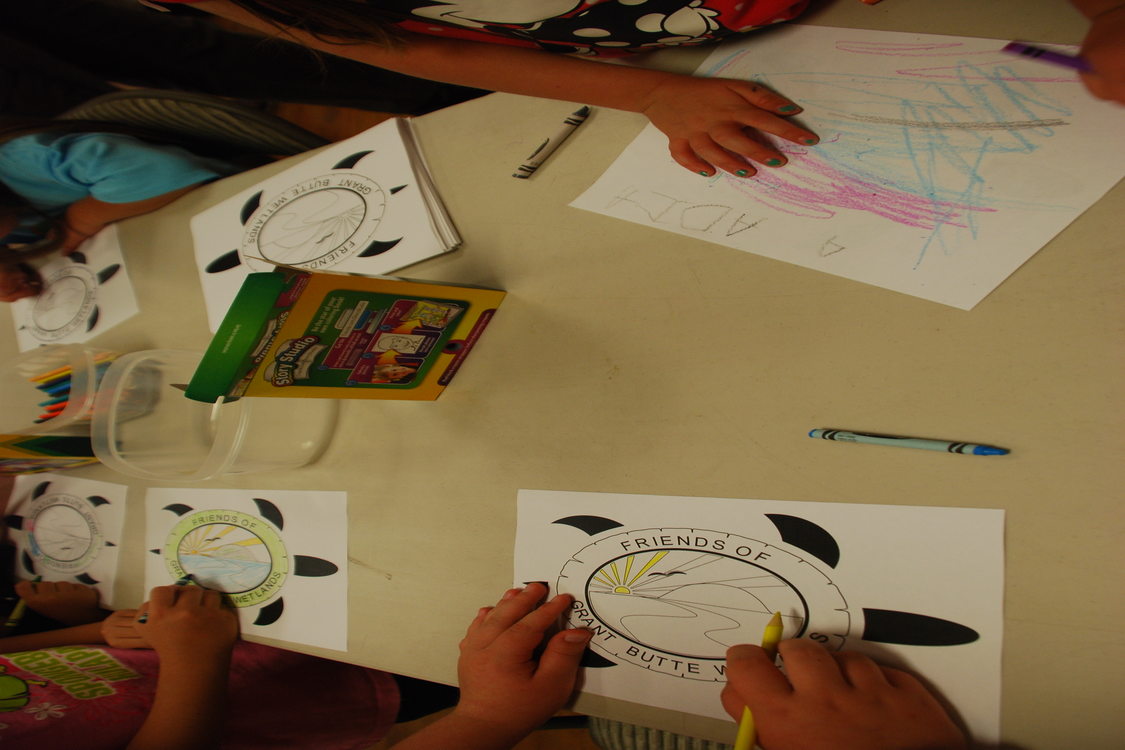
0,344,118,436
90,350,339,480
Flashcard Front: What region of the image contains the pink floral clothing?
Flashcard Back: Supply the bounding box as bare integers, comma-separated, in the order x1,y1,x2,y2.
0,641,398,749
150,0,810,55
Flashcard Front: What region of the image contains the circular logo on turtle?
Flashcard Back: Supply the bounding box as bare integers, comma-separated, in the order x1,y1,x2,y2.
162,509,289,608
558,527,850,680
241,173,387,270
27,493,102,573
27,264,97,340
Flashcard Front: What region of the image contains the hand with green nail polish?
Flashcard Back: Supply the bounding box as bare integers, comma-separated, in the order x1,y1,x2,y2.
637,75,817,177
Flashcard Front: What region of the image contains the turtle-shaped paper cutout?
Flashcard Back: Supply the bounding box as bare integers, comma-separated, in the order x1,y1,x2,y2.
203,150,407,275
4,480,117,583
19,251,121,341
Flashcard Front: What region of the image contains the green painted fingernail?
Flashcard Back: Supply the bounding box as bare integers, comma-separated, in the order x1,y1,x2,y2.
736,169,749,177
803,138,818,145
779,104,800,113
766,158,783,167
699,170,712,176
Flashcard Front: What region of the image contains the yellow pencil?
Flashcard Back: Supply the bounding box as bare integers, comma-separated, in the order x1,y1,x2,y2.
30,364,72,383
733,612,784,750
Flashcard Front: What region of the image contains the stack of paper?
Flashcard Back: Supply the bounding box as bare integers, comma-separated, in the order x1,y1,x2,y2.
191,118,460,331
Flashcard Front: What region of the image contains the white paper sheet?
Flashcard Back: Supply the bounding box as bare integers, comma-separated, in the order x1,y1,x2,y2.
10,225,138,351
191,118,460,331
572,26,1125,309
516,490,1004,743
7,473,128,608
144,488,349,651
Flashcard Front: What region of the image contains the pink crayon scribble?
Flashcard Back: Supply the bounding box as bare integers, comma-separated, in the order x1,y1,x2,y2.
725,144,994,231
829,40,1080,82
894,64,1074,83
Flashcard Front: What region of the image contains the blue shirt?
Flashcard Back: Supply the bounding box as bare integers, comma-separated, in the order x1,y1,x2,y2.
0,131,231,213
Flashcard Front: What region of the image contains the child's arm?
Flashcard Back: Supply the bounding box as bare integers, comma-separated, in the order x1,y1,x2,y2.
188,1,817,178
1070,1,1125,104
125,585,239,750
720,639,967,750
392,582,591,750
60,184,201,252
0,621,105,653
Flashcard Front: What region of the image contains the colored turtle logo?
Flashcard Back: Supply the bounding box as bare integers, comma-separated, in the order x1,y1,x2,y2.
151,498,338,627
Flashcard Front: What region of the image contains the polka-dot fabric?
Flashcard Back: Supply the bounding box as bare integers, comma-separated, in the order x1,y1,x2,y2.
155,0,809,56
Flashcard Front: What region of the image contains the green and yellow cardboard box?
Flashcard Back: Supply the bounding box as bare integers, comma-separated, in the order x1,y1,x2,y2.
187,268,505,402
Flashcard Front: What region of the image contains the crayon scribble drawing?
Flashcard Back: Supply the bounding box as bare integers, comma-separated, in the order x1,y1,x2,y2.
516,490,1005,743
572,26,1125,309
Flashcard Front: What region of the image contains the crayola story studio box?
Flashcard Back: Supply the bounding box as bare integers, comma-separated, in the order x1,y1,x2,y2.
186,268,504,402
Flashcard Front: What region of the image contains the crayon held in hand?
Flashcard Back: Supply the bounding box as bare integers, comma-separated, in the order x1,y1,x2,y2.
5,576,42,629
137,574,195,623
1001,41,1091,73
733,612,786,750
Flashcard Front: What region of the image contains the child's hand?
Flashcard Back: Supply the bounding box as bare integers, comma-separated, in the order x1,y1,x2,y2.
1080,5,1125,105
0,264,42,301
101,609,151,649
134,585,239,662
16,580,103,625
720,639,967,750
639,76,817,177
453,583,591,739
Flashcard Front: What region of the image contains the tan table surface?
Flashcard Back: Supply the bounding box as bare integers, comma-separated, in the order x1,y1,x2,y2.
2,1,1122,746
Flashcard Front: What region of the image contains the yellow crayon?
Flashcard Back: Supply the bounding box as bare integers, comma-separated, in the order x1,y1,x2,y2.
5,575,43,629
761,611,784,659
733,612,784,750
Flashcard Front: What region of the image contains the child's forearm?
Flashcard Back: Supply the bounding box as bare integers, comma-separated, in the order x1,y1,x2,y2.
126,650,232,750
0,621,105,653
62,186,201,250
190,1,684,113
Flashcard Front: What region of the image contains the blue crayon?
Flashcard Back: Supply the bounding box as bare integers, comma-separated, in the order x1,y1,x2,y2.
809,429,1009,456
41,381,72,396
